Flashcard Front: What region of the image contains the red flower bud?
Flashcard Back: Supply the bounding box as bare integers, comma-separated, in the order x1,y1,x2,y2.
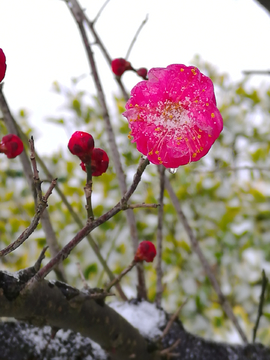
68,131,94,164
136,67,148,79
134,241,156,263
80,148,109,176
111,58,133,77
0,48,7,83
0,134,23,159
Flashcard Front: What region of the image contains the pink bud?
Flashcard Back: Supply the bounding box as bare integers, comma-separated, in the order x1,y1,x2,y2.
0,134,23,159
136,67,148,79
0,48,7,83
134,241,156,263
68,131,95,164
111,58,133,77
80,148,109,177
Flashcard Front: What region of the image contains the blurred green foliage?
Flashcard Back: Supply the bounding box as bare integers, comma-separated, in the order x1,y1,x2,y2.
1,58,270,344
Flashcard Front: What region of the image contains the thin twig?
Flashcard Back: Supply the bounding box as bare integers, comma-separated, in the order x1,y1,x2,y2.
125,14,148,60
127,203,160,210
65,0,129,101
33,246,49,272
192,165,270,174
159,338,181,356
87,291,115,299
253,269,268,342
66,0,148,299
29,136,43,202
85,164,94,220
77,263,115,298
28,137,40,181
92,0,111,24
77,262,90,290
0,178,57,257
243,70,270,75
27,158,149,283
164,175,248,344
156,165,165,307
105,260,136,293
160,299,188,341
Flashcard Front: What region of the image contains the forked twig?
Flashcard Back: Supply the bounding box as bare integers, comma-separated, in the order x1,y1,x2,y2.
159,338,181,357
26,158,149,283
0,178,57,257
12,120,126,299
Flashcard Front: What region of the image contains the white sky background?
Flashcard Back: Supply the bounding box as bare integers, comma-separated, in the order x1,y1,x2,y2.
0,0,270,154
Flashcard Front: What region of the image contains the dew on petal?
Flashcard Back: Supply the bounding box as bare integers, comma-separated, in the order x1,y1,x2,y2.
169,168,178,174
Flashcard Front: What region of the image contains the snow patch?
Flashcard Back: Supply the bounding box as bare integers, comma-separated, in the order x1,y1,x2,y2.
109,300,166,339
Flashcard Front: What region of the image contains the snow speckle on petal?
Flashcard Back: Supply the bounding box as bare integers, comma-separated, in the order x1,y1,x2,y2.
123,64,223,168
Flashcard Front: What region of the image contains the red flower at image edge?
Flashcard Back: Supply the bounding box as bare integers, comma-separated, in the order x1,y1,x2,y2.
0,48,7,83
80,148,109,176
0,134,23,158
123,64,223,169
68,131,94,164
111,58,133,77
134,241,156,263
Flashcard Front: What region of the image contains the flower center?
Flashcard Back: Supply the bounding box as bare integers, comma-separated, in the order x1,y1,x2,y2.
154,100,193,131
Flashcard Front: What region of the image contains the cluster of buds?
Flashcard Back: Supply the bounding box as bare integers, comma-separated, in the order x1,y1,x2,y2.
68,131,109,176
0,48,6,83
0,134,23,159
111,58,147,80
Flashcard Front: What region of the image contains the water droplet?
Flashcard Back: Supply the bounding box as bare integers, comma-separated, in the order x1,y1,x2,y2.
169,168,178,174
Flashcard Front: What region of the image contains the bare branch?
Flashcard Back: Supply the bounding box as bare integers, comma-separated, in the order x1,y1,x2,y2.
159,338,181,356
160,299,188,341
156,165,165,307
0,178,57,257
243,70,270,75
253,269,269,342
193,165,270,174
0,85,67,282
33,246,49,272
125,14,148,60
84,164,94,220
66,0,147,299
27,158,149,282
92,0,111,24
106,260,136,293
2,111,125,298
164,175,249,344
127,203,160,209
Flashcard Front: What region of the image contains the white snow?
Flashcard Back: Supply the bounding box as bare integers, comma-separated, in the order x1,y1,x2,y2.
109,300,166,339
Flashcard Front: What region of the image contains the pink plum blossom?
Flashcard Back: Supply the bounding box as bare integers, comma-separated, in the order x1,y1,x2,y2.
123,64,223,168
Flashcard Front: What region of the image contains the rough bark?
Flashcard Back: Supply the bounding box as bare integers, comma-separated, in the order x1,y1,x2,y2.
0,268,270,360
0,269,156,360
